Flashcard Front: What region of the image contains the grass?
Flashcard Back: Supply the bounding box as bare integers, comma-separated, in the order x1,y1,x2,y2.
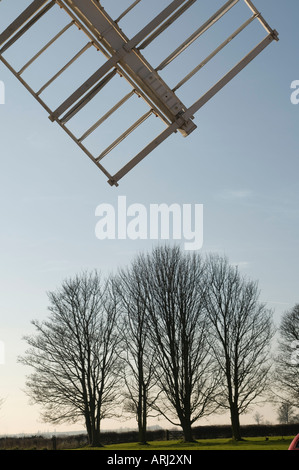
78,436,293,451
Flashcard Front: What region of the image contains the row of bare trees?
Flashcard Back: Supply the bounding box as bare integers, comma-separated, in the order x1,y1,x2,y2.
274,304,299,422
18,246,297,446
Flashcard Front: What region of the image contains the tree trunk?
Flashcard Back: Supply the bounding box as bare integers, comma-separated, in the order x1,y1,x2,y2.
90,425,103,447
85,412,103,447
230,405,242,441
137,408,144,444
138,422,147,445
137,385,148,444
181,420,194,442
90,431,102,447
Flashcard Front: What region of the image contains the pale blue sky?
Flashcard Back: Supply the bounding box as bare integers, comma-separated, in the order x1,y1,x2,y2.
0,0,298,434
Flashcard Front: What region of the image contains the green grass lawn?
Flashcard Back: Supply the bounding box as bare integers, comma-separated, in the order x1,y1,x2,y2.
80,436,293,451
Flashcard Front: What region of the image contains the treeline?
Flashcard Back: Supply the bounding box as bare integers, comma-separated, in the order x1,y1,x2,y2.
17,245,299,446
0,433,88,450
1,423,298,450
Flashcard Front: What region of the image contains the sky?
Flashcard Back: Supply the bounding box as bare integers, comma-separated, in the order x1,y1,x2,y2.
0,0,298,435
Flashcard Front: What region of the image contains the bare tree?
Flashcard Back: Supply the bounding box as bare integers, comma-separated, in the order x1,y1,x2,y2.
204,254,275,441
19,271,121,447
253,410,263,425
115,266,159,444
131,245,220,442
277,401,299,424
275,304,299,406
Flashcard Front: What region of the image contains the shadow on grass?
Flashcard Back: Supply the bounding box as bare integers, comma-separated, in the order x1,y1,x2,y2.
77,436,292,451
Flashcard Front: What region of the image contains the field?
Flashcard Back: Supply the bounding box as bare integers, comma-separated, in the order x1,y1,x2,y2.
80,436,293,451
0,434,295,450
